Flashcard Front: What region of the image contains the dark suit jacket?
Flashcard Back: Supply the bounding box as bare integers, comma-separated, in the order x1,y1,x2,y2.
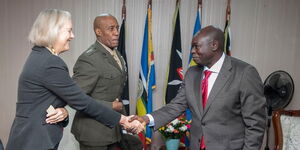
6,46,120,150
71,41,127,146
0,139,3,150
151,56,266,150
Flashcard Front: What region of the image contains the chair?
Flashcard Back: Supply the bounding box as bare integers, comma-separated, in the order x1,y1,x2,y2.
272,109,300,150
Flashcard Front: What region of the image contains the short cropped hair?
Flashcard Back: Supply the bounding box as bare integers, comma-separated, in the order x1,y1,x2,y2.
28,9,71,48
199,25,225,51
97,13,112,17
93,13,113,30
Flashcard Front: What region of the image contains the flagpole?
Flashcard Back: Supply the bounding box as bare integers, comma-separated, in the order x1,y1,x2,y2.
198,0,203,29
198,0,202,18
226,0,231,21
122,0,126,20
224,0,232,56
148,0,152,9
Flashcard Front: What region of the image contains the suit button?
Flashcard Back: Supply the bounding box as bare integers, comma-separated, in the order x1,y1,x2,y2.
201,122,206,126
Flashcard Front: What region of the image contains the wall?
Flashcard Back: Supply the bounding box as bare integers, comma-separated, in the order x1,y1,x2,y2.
0,0,299,149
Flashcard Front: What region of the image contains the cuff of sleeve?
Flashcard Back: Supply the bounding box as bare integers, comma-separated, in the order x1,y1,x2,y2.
61,117,69,127
146,114,155,127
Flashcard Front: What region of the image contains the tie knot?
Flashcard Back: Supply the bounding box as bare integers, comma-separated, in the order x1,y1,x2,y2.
204,70,212,78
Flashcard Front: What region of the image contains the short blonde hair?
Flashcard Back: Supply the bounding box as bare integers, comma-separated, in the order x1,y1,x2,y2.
28,9,71,47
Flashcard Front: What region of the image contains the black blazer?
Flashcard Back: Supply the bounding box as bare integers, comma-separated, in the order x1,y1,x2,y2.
6,46,120,150
0,139,3,150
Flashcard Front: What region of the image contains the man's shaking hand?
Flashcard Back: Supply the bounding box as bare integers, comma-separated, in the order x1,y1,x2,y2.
119,115,145,134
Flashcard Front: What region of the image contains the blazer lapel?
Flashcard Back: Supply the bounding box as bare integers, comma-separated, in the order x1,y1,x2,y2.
203,56,232,116
192,66,204,116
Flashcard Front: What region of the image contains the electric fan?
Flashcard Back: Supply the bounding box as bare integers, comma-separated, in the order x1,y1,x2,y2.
264,70,294,110
263,70,294,150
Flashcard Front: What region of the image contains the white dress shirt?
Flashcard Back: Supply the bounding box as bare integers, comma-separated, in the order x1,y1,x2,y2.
203,53,225,97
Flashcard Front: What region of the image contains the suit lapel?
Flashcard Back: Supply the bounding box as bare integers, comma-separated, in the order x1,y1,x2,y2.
203,56,232,116
192,66,204,116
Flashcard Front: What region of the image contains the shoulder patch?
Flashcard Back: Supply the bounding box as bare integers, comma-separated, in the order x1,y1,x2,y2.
85,47,96,56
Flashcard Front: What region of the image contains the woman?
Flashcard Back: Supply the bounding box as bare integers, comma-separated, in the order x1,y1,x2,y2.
6,9,141,150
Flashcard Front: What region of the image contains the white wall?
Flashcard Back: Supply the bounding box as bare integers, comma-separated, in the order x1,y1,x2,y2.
1,0,300,149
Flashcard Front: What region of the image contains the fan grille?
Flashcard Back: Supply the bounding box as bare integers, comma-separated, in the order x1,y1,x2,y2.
264,70,294,110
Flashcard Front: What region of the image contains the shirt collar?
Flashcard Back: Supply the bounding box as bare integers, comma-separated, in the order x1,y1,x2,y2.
97,40,115,55
204,53,225,73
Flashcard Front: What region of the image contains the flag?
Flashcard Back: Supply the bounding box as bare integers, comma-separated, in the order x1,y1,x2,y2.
117,19,130,115
136,6,156,145
188,6,202,67
224,2,231,56
165,2,182,104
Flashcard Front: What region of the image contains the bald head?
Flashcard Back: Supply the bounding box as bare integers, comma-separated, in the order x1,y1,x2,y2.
191,25,225,68
93,14,119,49
93,13,116,31
195,25,225,52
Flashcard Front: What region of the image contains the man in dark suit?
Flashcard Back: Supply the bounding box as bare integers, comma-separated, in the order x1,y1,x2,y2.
131,26,267,150
0,139,3,150
71,14,129,150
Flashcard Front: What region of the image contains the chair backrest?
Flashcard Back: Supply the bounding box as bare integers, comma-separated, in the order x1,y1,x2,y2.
272,109,300,150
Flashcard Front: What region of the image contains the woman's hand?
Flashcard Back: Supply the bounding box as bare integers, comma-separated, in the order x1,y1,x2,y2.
46,107,68,124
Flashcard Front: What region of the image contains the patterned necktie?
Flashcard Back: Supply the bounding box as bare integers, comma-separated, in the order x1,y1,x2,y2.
200,70,212,149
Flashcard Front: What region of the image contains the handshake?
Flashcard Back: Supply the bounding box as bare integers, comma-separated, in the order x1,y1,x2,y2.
119,115,150,134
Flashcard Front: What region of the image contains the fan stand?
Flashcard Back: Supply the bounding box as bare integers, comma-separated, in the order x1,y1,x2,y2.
264,103,272,150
